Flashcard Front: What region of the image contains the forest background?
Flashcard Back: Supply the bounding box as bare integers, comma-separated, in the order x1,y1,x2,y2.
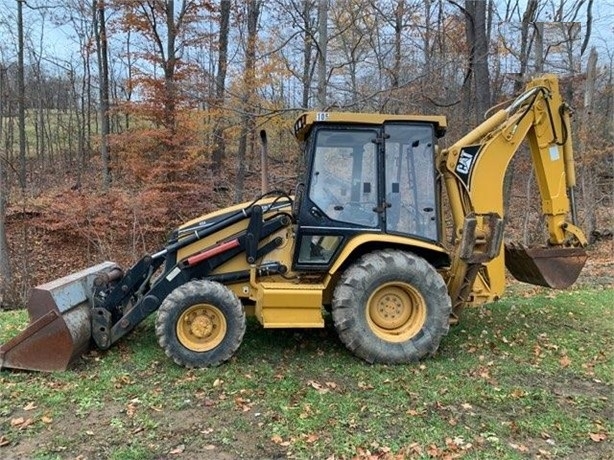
0,0,612,307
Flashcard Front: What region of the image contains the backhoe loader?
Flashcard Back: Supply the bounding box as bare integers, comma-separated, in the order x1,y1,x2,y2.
0,74,587,372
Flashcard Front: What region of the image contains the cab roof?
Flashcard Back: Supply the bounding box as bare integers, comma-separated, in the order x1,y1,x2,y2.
293,111,448,142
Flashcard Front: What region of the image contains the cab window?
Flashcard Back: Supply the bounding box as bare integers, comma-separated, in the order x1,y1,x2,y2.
309,129,378,227
384,124,438,240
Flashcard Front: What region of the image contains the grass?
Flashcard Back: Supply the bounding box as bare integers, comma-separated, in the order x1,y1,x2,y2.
0,287,612,459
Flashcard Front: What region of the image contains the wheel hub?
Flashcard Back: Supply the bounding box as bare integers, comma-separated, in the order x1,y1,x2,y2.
372,287,412,329
177,304,227,352
189,315,213,338
366,282,426,342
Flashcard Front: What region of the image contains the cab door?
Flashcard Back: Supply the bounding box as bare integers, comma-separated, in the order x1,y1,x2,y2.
383,123,439,242
294,127,382,270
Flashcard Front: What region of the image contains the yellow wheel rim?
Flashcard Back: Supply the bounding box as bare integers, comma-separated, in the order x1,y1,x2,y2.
366,282,427,342
176,304,227,352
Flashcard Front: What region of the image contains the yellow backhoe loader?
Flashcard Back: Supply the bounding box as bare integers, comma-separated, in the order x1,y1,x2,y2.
0,74,587,372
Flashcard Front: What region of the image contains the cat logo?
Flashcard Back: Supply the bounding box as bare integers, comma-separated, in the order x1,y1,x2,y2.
454,145,480,187
456,149,474,174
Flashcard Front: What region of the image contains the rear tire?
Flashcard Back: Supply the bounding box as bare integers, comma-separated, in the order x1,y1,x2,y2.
332,249,451,363
156,280,246,368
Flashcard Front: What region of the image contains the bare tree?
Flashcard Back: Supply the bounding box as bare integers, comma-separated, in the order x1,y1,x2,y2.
17,0,26,192
316,0,328,109
211,0,230,172
0,66,11,306
514,0,539,92
269,0,318,109
235,0,262,202
301,0,317,108
460,0,492,123
93,0,111,189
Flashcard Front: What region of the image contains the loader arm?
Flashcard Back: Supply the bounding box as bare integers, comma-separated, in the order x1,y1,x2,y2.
439,74,587,318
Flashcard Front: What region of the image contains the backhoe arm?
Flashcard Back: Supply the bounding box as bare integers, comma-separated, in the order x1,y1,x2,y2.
440,74,587,317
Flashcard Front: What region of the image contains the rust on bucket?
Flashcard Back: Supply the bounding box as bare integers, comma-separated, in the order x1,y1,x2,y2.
504,243,587,289
0,262,118,372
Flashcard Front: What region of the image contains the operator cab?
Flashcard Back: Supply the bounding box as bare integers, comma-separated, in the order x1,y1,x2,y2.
292,112,447,271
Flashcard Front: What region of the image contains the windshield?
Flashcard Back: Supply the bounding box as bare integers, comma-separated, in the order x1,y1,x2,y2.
309,129,378,227
306,124,438,240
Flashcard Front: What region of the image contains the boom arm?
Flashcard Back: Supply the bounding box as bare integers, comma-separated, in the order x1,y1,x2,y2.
439,75,587,316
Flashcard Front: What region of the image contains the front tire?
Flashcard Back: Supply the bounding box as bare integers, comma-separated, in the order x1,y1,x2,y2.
156,280,246,368
332,249,451,363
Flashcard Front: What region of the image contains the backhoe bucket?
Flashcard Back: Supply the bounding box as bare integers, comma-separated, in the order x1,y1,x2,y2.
504,244,587,289
0,262,119,372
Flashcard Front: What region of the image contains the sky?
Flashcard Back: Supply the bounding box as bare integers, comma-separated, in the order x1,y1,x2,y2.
0,0,612,75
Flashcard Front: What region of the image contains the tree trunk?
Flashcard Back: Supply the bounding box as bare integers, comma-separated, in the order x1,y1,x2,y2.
164,0,177,135
580,47,598,240
211,0,231,171
466,0,491,121
392,0,403,104
0,67,11,306
534,21,544,73
301,0,314,109
316,0,328,109
235,0,261,202
17,0,26,191
514,0,538,93
94,0,111,190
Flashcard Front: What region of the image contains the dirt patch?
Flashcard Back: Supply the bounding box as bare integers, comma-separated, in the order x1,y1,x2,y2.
1,401,273,459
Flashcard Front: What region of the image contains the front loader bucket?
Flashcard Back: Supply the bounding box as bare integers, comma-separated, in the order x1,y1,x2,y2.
504,244,587,289
0,262,119,372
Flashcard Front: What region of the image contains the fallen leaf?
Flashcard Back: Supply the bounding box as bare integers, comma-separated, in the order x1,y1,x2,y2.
461,403,473,410
406,442,422,455
0,436,9,447
10,417,24,427
271,435,283,444
213,378,223,387
169,444,185,455
19,418,34,430
589,432,607,442
559,355,571,368
126,401,138,417
511,388,526,399
23,402,37,411
426,443,441,457
508,443,529,452
308,380,329,394
234,396,253,412
41,416,53,424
